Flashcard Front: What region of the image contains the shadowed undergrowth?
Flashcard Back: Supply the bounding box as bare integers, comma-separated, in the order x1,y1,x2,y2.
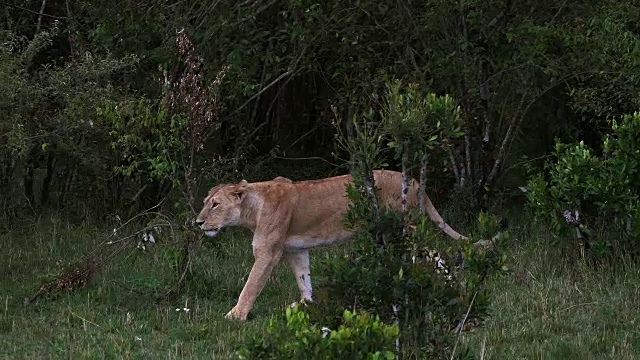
1,218,639,359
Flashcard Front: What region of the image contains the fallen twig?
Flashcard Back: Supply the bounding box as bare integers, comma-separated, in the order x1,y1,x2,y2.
450,291,478,360
24,202,195,306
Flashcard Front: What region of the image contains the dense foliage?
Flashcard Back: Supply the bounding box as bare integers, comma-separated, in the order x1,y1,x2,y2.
3,0,640,222
526,112,640,260
312,177,507,358
235,306,399,360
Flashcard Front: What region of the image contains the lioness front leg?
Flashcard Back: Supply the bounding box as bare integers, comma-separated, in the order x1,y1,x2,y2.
284,250,312,303
226,246,283,320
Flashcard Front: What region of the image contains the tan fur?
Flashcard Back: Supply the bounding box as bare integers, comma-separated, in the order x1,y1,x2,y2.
195,169,467,320
271,176,293,183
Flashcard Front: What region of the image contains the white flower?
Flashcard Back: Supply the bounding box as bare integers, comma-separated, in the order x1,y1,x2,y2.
135,336,142,341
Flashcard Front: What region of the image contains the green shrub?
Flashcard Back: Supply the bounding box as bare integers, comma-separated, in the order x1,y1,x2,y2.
317,81,507,358
234,306,398,360
101,98,188,188
313,173,507,358
526,111,640,260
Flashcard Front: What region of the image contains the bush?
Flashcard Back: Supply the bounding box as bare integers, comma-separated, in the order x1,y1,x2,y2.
312,173,507,358
234,306,398,360
101,98,188,188
318,82,507,358
526,111,640,260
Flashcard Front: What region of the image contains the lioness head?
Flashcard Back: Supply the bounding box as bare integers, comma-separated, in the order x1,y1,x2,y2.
195,180,248,237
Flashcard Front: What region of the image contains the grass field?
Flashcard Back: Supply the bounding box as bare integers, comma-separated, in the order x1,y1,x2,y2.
2,217,639,359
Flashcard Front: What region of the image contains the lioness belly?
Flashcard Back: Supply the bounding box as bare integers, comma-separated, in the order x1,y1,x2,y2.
283,233,352,251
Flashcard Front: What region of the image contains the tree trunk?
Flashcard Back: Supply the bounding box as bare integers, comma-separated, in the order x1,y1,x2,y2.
58,163,77,209
418,152,428,215
400,141,409,236
346,105,356,176
40,152,56,206
23,146,38,206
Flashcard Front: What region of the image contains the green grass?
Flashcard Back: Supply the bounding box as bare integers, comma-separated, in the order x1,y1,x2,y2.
0,220,303,359
2,218,640,359
463,229,640,359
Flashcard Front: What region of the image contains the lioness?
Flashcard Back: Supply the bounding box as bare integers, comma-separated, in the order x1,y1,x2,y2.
195,169,467,320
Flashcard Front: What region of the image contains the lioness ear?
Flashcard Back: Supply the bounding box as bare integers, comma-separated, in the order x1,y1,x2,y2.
232,183,247,200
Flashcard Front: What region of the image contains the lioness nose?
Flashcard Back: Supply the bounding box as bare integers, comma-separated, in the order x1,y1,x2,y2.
195,219,204,226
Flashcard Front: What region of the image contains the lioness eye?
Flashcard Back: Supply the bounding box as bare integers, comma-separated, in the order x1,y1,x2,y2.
211,202,219,209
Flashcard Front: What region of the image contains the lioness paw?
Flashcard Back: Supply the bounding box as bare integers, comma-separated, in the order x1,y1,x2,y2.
289,297,313,309
473,239,495,250
225,306,248,321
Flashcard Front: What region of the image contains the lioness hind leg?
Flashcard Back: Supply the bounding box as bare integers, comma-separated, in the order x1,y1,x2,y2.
284,250,312,303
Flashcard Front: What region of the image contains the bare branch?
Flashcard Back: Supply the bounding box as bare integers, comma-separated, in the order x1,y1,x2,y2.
487,0,514,33
10,4,67,20
37,0,48,33
419,153,429,214
464,131,472,185
271,155,338,167
226,70,293,119
286,124,320,152
448,148,461,186
485,73,575,190
550,0,570,25
484,89,528,190
450,291,478,360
